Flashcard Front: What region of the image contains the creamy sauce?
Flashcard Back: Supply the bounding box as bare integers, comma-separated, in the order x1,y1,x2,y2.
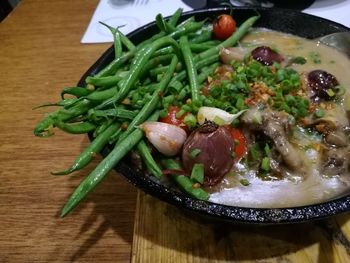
209,29,350,208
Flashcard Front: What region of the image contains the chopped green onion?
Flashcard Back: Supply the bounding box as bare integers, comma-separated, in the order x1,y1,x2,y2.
213,116,225,126
235,97,246,110
184,113,197,128
326,89,335,97
335,85,345,96
181,104,192,112
264,144,270,156
159,109,168,118
249,144,260,161
163,94,175,104
314,108,325,118
309,52,321,64
239,179,250,186
168,80,183,93
289,56,307,65
191,163,204,184
252,111,262,124
261,157,270,171
175,109,186,118
190,148,201,158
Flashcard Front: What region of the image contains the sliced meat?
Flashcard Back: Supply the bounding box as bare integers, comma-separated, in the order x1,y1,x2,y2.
307,70,339,102
321,147,350,176
241,107,307,176
251,46,284,66
306,105,349,147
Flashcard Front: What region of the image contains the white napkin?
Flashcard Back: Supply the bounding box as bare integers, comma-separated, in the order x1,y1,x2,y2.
81,0,194,43
304,0,350,28
81,0,350,44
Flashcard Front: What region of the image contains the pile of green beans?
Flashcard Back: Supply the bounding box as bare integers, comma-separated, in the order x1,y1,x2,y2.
33,8,259,217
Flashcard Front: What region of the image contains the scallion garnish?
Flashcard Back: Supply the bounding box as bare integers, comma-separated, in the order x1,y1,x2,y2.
190,148,201,158
261,157,270,171
191,163,204,184
240,179,250,186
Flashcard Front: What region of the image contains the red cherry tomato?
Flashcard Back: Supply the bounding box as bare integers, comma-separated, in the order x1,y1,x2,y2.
213,14,236,40
159,106,189,131
225,126,247,161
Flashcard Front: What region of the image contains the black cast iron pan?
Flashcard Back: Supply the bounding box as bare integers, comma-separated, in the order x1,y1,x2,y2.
80,7,350,224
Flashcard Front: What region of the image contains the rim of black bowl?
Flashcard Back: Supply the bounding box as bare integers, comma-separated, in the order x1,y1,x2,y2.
79,7,350,224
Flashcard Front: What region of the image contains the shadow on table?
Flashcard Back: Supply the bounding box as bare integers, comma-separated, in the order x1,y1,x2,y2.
53,159,137,261
134,194,350,262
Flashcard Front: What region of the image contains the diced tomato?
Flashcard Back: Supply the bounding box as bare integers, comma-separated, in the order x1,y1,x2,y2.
225,126,247,161
213,14,236,40
159,106,189,131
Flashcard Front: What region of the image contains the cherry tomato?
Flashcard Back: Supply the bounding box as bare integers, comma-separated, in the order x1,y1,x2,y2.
159,106,189,131
213,14,236,40
225,126,247,161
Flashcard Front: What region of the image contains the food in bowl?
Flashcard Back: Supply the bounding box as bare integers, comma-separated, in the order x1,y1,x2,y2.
34,8,350,217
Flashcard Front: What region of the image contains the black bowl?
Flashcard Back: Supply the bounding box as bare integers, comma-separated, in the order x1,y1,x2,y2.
79,7,350,224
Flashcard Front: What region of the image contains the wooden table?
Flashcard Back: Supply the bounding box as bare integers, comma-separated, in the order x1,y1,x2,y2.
0,0,135,262
1,1,350,262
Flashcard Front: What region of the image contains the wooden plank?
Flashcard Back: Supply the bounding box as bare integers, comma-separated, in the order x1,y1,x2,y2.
132,191,350,263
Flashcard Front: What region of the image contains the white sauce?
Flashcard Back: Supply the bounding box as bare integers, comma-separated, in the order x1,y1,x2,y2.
209,29,350,208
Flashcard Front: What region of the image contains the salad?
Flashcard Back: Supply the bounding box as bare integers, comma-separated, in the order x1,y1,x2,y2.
34,8,350,215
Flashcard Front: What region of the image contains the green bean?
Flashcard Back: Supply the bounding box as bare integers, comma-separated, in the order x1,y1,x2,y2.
95,51,134,78
117,56,178,142
156,13,176,33
60,111,159,217
137,140,162,179
189,29,213,43
53,120,96,134
34,116,55,137
163,53,219,85
152,46,174,57
139,54,174,78
133,8,182,50
85,71,128,87
32,98,78,110
52,122,121,176
88,108,137,122
34,99,93,137
189,43,217,53
150,44,218,77
197,15,259,61
93,118,113,137
55,99,93,121
61,87,93,99
180,35,200,102
161,158,209,201
93,8,184,79
95,36,180,110
99,22,136,52
169,21,205,39
99,22,123,58
176,15,195,27
117,28,136,51
149,66,169,78
153,41,219,58
85,86,118,101
175,62,219,101
168,8,183,27
108,127,122,144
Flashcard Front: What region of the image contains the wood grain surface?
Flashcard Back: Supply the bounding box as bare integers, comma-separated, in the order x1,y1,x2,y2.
132,192,350,263
0,1,136,262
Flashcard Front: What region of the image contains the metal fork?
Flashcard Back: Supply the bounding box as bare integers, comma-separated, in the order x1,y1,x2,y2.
133,0,149,5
